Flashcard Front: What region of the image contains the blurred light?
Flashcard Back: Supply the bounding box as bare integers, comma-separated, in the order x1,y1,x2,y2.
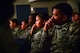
28,0,36,2
31,7,34,12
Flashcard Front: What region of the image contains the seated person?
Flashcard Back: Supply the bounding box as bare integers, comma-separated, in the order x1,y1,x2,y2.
9,19,21,38
30,13,49,53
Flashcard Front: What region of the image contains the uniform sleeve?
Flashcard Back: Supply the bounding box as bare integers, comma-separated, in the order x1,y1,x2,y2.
39,29,51,53
69,24,80,53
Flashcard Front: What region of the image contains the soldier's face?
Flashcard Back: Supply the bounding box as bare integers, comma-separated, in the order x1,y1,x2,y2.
28,15,35,26
35,16,43,29
9,21,14,29
21,21,28,30
52,8,64,24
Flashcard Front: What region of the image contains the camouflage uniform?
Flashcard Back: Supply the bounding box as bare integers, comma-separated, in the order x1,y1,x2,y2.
12,27,21,39
43,22,80,53
19,27,31,39
31,29,50,53
48,22,70,53
16,27,31,53
69,22,80,53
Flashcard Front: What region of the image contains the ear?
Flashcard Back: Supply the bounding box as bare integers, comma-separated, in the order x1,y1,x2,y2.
63,15,67,21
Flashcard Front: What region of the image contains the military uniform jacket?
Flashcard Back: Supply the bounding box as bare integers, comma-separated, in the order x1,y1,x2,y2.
19,27,31,39
43,22,80,53
31,28,50,53
12,27,21,39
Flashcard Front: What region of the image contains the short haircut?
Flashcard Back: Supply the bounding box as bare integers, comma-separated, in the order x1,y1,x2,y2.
9,19,19,26
28,13,38,23
29,13,38,19
21,19,28,24
52,3,73,19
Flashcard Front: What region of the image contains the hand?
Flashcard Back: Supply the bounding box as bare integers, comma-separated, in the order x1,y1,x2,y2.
43,18,54,31
30,24,37,35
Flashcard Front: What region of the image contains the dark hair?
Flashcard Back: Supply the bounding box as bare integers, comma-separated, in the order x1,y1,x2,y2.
28,13,38,26
72,12,80,16
9,19,19,26
37,13,49,21
21,19,28,24
52,3,73,19
29,13,38,19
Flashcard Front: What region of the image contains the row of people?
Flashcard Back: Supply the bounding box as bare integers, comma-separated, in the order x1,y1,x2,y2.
9,13,49,53
9,3,80,53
